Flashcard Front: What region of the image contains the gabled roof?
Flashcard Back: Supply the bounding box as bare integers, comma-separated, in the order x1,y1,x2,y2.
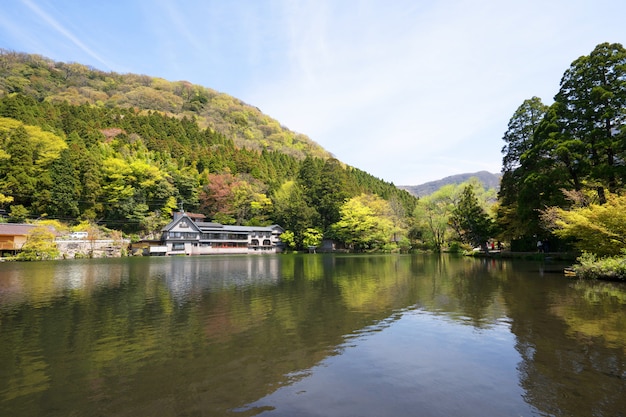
0,223,39,236
185,212,206,221
161,214,202,232
161,213,284,234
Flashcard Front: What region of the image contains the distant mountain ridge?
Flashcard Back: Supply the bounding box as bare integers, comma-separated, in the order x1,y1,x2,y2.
398,171,501,197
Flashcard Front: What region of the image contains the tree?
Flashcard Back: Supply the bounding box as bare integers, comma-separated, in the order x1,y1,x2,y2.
316,158,355,229
0,192,13,206
272,180,319,247
331,194,396,251
450,184,493,250
496,43,626,245
413,184,457,251
542,192,626,257
497,97,549,241
414,179,496,251
199,172,238,220
302,228,323,249
279,230,296,250
8,204,29,223
553,42,626,203
0,126,36,207
47,148,81,219
17,226,59,260
501,97,549,173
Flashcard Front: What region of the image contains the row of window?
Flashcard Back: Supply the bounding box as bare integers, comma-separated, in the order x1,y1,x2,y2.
167,232,263,241
168,232,198,239
171,242,250,251
202,233,248,240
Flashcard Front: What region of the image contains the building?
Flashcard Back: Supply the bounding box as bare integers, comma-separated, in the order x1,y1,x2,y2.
155,212,284,256
0,223,40,256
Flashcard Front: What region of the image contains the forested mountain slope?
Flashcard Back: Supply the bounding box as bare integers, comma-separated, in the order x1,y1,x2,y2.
0,50,417,249
0,50,329,160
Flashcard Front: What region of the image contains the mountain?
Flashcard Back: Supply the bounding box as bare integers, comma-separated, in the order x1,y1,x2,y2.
0,50,417,238
398,171,501,197
0,50,330,160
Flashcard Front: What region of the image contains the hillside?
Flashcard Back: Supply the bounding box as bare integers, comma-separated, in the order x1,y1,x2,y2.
399,171,501,197
0,50,417,246
0,50,330,160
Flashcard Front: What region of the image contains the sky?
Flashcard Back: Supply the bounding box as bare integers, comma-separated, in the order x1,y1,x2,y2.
1,0,625,185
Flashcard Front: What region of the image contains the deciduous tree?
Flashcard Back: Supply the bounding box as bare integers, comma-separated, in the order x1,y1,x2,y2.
331,194,396,251
543,192,626,257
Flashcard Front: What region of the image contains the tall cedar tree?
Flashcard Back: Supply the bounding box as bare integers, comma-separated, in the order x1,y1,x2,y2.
451,184,493,250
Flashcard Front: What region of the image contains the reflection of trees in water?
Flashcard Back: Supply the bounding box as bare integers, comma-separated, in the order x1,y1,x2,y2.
4,255,623,416
503,274,626,417
0,255,512,416
406,255,509,328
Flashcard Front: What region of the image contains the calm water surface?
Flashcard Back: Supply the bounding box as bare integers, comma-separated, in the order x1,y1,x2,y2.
0,254,625,416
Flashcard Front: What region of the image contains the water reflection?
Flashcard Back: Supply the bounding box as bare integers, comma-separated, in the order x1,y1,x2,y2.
0,255,625,417
239,309,531,417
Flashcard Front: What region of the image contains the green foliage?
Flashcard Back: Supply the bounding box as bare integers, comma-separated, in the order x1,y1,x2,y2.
0,192,13,205
271,180,319,248
302,228,323,248
543,193,626,257
413,184,458,251
8,204,29,223
279,230,296,250
497,97,549,240
331,194,398,251
497,43,626,244
413,178,495,251
16,226,59,260
572,252,626,281
450,184,493,249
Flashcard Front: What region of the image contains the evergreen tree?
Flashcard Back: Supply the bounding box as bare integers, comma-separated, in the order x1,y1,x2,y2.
451,184,493,250
47,148,81,219
554,42,626,203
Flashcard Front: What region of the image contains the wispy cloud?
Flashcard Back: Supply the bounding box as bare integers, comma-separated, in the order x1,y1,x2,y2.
20,0,112,69
4,0,625,185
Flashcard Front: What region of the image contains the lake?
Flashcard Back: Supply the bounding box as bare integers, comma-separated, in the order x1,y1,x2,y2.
0,254,625,416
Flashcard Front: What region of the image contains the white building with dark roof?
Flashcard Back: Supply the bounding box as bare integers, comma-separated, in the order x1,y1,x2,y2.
157,212,284,256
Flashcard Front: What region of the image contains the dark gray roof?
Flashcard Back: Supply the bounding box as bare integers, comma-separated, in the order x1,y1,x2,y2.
195,221,225,229
161,214,283,233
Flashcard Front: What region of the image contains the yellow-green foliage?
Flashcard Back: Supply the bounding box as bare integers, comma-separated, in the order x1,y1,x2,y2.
0,117,67,165
17,226,59,261
332,194,398,250
548,193,626,256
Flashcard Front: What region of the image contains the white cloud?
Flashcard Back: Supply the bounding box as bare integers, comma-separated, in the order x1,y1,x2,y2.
241,0,626,184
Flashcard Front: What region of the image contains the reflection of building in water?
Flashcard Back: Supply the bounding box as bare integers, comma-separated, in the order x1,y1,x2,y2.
54,261,129,292
138,212,284,256
150,256,282,300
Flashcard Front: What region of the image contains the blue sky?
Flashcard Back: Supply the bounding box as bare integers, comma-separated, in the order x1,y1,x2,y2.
1,0,625,185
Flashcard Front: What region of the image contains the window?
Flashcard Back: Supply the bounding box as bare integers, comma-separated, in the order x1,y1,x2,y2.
172,243,184,251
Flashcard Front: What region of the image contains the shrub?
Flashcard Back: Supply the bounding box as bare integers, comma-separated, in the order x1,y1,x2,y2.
573,252,626,281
